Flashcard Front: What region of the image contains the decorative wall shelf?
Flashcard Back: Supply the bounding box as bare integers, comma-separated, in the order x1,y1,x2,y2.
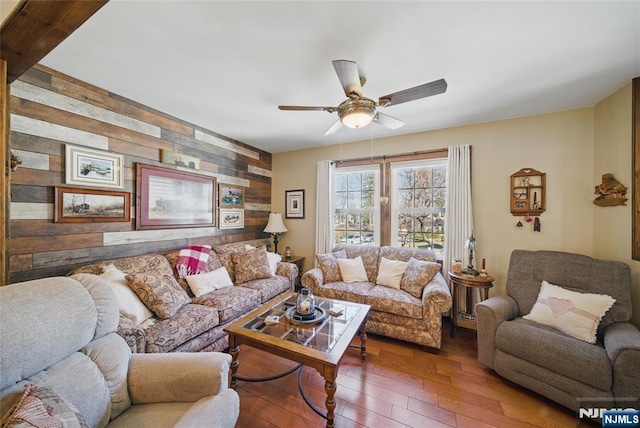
510,168,546,216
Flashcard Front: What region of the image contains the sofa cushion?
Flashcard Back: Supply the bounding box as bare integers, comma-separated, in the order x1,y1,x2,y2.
193,286,262,324
333,245,380,283
2,384,88,428
266,252,282,275
125,274,191,319
69,254,175,277
143,304,221,353
238,275,290,303
495,317,612,390
313,281,374,304
99,264,154,325
365,286,423,319
379,246,437,263
400,258,441,299
185,267,233,298
232,246,273,284
523,281,615,343
316,250,347,283
213,240,270,282
337,257,368,283
376,257,408,289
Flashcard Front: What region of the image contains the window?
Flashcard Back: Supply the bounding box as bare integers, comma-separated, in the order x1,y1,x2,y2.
333,165,379,246
391,159,447,255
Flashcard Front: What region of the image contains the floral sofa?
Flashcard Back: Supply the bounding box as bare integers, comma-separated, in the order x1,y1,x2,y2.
68,240,297,354
301,245,452,352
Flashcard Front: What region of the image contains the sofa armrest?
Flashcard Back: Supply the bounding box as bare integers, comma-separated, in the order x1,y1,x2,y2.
421,272,453,313
276,261,298,290
475,296,519,369
117,316,147,353
301,268,324,292
128,352,232,404
604,322,640,407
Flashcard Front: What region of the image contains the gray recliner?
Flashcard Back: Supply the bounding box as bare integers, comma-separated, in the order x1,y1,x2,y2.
476,250,640,412
0,274,239,427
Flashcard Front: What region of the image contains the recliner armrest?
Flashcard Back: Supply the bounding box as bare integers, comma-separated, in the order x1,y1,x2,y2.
128,352,232,404
475,296,519,369
604,322,640,407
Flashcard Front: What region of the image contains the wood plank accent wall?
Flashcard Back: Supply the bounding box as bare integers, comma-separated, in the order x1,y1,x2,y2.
1,60,8,284
8,64,273,283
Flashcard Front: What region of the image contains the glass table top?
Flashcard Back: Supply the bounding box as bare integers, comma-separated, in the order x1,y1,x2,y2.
241,294,363,353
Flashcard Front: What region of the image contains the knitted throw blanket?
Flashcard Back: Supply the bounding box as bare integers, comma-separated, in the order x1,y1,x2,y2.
175,245,212,278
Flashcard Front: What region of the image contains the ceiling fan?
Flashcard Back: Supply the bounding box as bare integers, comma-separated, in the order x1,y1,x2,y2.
278,59,447,135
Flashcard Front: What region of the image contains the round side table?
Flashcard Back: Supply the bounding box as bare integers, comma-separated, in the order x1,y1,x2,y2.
448,271,494,337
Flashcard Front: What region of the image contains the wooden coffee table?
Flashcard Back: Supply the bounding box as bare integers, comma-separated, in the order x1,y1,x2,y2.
225,292,370,428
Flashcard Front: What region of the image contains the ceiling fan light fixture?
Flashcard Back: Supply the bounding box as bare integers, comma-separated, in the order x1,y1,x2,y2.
338,98,376,129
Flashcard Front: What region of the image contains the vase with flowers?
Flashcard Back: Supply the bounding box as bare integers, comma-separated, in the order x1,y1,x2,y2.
10,151,22,171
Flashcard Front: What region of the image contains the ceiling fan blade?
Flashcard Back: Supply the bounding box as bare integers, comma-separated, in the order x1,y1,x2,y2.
374,112,405,130
278,105,337,112
332,59,362,98
324,119,343,136
379,78,447,107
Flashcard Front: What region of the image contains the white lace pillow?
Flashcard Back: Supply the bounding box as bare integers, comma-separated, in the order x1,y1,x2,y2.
186,267,234,297
100,264,154,325
266,251,282,275
523,280,615,343
376,257,408,289
336,257,368,283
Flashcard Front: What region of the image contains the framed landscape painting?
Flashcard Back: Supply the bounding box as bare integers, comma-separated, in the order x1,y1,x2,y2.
136,163,216,230
55,187,130,223
65,145,124,189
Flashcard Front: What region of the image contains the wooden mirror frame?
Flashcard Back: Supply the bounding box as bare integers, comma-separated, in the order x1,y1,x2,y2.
633,77,640,260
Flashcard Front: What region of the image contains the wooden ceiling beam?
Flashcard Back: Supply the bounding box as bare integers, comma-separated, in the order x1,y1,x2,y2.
1,0,108,83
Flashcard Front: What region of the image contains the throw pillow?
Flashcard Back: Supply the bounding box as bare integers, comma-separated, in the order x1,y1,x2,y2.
400,257,441,299
125,273,191,319
232,246,273,284
316,250,347,283
99,264,154,325
336,256,368,283
266,251,282,275
523,280,616,343
376,257,409,289
1,384,88,428
185,267,234,297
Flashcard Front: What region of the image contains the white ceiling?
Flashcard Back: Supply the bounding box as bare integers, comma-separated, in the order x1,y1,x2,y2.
39,1,640,154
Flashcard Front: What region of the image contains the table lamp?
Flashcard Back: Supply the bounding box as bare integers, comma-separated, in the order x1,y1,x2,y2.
462,231,479,275
264,213,288,254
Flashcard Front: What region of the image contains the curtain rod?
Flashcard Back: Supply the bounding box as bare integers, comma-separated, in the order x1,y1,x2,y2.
331,147,448,165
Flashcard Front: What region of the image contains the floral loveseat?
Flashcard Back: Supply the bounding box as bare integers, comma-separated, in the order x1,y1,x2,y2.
302,245,452,352
69,240,297,354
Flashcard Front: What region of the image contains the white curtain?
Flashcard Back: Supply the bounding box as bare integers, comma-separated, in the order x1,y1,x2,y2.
315,160,335,258
443,145,474,280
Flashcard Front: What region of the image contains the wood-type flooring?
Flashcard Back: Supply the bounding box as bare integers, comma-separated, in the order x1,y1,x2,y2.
234,319,597,428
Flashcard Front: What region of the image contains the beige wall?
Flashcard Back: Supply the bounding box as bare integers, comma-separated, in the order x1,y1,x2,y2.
593,82,639,327
273,108,597,303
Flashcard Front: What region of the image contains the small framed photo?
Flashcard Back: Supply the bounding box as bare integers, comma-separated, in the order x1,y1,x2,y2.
136,163,216,230
285,189,305,219
219,208,244,229
65,145,124,189
161,150,200,170
219,184,244,208
55,186,130,223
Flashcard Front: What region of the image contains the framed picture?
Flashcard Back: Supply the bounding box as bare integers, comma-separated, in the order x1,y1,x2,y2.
219,209,244,229
161,149,200,170
65,145,124,189
54,186,130,223
219,184,244,208
285,189,305,219
136,163,216,230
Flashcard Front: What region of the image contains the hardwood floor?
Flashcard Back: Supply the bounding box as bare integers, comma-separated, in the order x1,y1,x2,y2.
234,320,597,428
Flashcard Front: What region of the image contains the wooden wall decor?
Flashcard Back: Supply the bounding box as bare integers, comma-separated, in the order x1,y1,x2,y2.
633,77,640,260
8,65,273,283
1,60,8,285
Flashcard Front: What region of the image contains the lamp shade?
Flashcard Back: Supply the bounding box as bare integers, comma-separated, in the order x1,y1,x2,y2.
264,213,288,234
